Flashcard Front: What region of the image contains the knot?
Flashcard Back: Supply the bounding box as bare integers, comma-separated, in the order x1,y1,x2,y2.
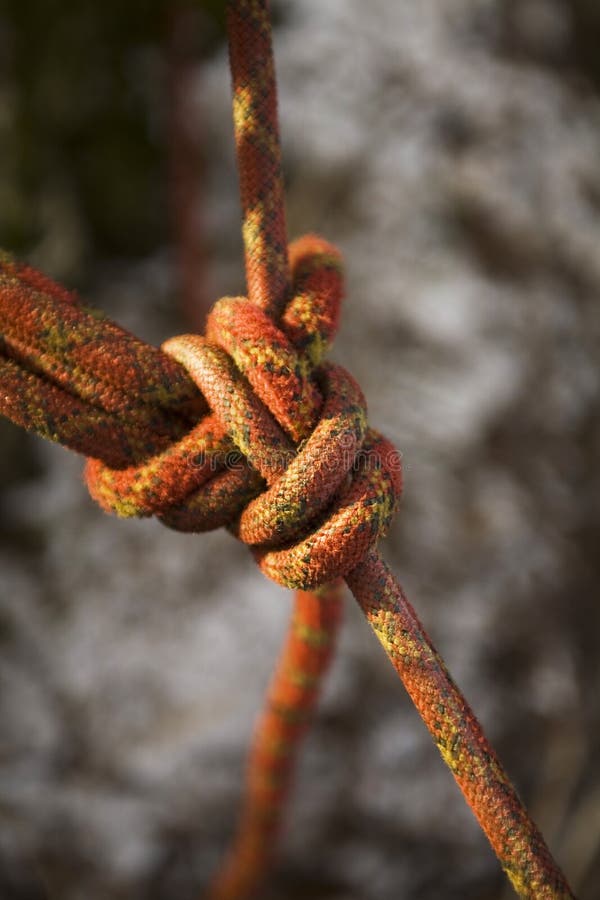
85,235,402,589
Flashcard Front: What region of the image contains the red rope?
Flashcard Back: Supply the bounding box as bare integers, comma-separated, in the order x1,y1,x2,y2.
207,584,343,900
0,1,575,898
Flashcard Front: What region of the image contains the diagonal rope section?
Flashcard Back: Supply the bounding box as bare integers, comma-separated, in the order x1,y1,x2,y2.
348,552,572,899
0,1,575,898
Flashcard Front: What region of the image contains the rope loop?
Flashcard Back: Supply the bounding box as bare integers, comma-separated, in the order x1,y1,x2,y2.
85,234,402,589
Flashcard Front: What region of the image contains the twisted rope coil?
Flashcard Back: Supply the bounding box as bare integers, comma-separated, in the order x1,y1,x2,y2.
0,251,204,466
207,582,344,900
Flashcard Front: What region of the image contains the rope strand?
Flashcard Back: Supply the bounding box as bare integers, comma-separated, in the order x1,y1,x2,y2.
205,8,346,896
347,550,573,898
227,0,290,316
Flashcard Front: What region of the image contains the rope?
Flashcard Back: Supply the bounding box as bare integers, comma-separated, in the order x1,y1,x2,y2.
207,583,343,900
0,1,575,898
0,251,205,467
348,552,572,898
227,0,290,316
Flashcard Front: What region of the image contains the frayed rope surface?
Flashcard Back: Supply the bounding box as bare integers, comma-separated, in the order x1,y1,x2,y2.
0,1,575,898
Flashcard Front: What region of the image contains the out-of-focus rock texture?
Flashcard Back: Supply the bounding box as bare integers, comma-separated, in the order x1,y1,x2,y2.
1,1,599,897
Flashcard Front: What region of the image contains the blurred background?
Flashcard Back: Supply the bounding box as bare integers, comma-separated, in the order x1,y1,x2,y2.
1,1,600,897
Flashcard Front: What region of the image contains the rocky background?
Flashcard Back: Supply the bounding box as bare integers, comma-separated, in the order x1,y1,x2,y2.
1,1,599,897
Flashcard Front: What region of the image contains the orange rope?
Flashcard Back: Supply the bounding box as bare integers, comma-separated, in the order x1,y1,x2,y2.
206,584,343,900
227,0,290,316
0,1,575,898
348,552,573,899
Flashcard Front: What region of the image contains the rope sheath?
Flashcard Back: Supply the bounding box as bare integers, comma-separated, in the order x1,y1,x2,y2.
348,551,573,899
227,0,290,316
206,583,343,900
0,1,575,897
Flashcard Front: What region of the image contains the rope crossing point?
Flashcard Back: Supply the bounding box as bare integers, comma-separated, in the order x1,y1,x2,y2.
0,2,575,898
85,234,400,586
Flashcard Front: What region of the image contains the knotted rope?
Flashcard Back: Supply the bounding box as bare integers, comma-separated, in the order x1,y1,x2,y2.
0,2,574,898
85,235,400,591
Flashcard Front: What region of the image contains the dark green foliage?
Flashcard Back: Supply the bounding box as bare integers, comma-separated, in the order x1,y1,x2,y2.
0,1,226,279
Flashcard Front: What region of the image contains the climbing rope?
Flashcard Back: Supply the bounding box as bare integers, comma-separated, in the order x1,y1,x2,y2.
0,1,575,898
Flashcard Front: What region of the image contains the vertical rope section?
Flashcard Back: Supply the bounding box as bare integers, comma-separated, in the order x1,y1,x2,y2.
227,0,290,317
168,3,212,331
207,584,343,900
